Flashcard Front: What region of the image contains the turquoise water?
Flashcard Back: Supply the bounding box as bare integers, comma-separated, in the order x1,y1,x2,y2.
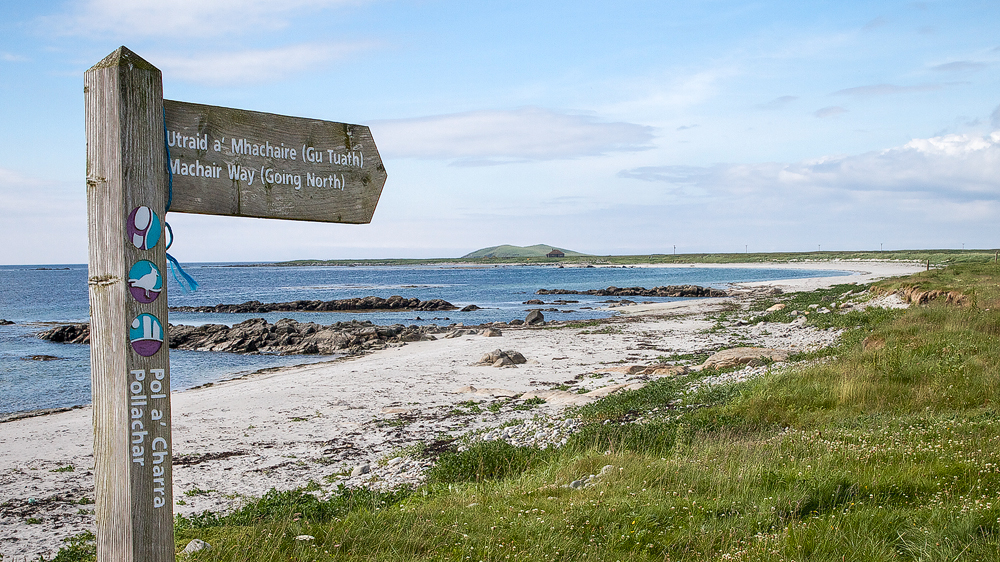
0,262,848,415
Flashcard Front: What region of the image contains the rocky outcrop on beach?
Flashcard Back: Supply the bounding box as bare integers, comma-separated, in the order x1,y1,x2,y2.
535,285,728,298
476,349,527,367
0,319,14,326
525,310,545,325
38,323,90,344
37,319,446,356
168,319,440,355
169,296,457,313
697,347,789,370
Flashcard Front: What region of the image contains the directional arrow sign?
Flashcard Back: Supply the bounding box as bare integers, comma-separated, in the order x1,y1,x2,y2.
164,100,386,223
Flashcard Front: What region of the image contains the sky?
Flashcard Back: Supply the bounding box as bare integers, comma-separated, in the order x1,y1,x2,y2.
1,0,999,264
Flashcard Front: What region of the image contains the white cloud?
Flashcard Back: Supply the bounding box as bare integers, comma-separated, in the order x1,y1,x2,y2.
757,95,798,110
931,61,988,72
1,53,28,62
153,43,372,85
371,107,655,165
832,83,942,96
814,106,848,118
618,131,1000,205
46,0,364,38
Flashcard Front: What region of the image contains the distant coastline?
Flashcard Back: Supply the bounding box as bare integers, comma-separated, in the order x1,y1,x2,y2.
256,248,997,268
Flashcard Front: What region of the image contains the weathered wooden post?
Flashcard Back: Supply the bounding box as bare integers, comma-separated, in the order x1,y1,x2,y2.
85,47,174,561
84,45,387,560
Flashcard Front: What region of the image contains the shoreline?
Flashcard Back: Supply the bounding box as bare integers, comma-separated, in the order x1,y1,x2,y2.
0,261,921,422
0,261,922,423
0,260,924,560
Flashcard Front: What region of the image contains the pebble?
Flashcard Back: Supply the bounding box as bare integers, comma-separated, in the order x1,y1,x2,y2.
463,417,582,450
182,539,211,555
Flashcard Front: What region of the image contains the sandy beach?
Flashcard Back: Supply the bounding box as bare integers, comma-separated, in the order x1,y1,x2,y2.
0,260,924,560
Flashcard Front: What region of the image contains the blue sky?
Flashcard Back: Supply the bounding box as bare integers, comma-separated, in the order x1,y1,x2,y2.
1,0,999,263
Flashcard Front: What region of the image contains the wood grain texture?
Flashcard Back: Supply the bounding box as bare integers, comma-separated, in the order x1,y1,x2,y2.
86,46,175,562
164,100,387,223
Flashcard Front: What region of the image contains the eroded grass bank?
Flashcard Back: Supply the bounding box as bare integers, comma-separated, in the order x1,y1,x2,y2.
49,263,1000,561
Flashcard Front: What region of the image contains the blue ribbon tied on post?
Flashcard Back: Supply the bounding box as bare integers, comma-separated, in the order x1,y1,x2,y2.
162,108,199,293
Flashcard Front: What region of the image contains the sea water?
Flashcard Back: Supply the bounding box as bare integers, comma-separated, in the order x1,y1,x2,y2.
0,262,848,415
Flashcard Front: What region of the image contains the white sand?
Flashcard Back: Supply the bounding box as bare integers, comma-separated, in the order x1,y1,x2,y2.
0,261,923,559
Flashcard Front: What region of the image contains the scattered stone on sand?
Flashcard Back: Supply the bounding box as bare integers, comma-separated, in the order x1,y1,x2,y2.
477,349,527,367
520,382,646,406
351,464,371,477
482,327,502,337
467,417,583,450
525,310,545,325
597,365,687,376
698,347,790,370
765,303,786,312
452,385,521,398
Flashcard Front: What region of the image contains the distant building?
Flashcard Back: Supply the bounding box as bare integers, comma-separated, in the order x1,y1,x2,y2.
546,249,565,258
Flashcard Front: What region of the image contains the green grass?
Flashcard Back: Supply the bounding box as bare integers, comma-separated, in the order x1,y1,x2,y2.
512,397,546,411
874,262,1000,308
54,262,1000,561
39,531,96,562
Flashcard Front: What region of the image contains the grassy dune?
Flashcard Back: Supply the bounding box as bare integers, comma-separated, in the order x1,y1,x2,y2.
51,263,1000,561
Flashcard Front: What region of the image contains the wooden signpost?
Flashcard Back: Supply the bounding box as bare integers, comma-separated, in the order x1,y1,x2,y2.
84,46,386,562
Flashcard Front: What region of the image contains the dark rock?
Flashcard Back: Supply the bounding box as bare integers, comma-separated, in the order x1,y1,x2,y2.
509,319,524,326
523,299,544,305
37,318,443,357
37,324,90,344
460,304,481,312
535,285,728,298
22,355,60,361
506,350,527,364
0,319,13,326
525,310,545,325
477,349,527,367
169,296,457,313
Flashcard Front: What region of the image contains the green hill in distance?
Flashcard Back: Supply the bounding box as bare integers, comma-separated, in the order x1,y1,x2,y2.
461,244,590,258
